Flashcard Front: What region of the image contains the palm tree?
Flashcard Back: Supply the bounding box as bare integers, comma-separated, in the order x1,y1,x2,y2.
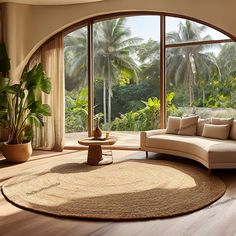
64,28,87,92
218,43,236,79
137,39,160,82
93,18,141,128
166,20,220,106
64,19,141,128
216,43,236,108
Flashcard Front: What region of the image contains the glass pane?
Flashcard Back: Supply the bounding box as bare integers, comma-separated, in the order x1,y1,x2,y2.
93,16,160,146
166,42,236,119
64,26,88,144
166,16,229,45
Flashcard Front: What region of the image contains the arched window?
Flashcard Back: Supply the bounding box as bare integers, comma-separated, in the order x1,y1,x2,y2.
63,14,234,148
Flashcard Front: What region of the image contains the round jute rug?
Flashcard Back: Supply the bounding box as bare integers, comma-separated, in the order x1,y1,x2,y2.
2,159,226,220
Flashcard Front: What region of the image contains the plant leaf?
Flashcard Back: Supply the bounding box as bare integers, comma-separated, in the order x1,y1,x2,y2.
30,101,51,116
40,78,51,94
28,114,43,127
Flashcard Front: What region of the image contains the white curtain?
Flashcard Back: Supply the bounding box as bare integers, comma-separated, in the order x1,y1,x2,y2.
30,33,65,151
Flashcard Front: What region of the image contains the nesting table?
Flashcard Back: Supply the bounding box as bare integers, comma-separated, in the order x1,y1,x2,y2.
78,137,117,165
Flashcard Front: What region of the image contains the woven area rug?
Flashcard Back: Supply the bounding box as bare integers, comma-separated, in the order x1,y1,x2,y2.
2,159,226,220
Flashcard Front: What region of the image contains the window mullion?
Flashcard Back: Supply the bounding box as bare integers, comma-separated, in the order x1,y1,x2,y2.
88,21,94,137
160,15,166,128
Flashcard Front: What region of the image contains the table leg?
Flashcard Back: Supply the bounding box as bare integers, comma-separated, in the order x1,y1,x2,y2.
87,145,102,165
99,150,113,165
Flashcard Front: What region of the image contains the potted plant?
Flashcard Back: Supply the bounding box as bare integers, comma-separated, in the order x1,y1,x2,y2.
0,63,51,163
0,83,9,142
0,41,10,142
0,42,10,77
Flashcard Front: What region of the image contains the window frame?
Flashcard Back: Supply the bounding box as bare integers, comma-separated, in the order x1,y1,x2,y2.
61,12,235,143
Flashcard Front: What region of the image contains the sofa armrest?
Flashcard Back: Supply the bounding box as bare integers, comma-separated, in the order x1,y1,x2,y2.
140,129,166,148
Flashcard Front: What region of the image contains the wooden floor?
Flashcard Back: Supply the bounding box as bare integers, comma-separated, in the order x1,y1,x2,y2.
1,150,236,236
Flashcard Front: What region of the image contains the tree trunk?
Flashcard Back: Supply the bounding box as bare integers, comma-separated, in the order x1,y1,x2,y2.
108,85,111,129
103,78,107,125
187,57,195,106
107,57,111,130
189,82,192,106
188,67,193,106
203,89,205,107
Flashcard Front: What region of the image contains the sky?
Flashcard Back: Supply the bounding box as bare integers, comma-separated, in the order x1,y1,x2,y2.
125,15,229,43
69,15,229,43
67,14,230,56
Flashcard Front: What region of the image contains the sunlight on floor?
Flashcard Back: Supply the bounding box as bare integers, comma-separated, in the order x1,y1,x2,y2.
0,204,22,216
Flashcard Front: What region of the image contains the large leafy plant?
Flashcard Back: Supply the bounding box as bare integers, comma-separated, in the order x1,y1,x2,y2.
0,42,10,77
0,64,51,144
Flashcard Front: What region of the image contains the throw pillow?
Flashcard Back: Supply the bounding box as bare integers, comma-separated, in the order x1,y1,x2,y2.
197,118,211,136
166,116,181,134
202,124,230,140
230,120,236,140
178,116,199,136
211,117,233,126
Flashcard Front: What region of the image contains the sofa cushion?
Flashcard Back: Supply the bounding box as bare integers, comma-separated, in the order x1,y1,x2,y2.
145,133,236,166
146,134,212,163
207,141,236,164
197,118,211,136
166,116,181,134
211,117,233,126
211,117,235,140
230,120,236,140
178,116,199,136
202,124,230,140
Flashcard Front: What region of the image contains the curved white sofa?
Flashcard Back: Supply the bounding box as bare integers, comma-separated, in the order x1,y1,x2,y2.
140,129,236,169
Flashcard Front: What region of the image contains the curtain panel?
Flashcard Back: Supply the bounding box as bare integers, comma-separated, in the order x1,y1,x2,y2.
29,34,65,151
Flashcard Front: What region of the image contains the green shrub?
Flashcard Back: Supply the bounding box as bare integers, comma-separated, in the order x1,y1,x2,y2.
65,88,88,133
111,93,177,131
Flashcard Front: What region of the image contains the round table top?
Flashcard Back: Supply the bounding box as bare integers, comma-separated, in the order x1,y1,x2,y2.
78,136,117,146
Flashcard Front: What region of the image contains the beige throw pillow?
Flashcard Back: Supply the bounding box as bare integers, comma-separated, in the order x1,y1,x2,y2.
230,120,236,140
197,118,211,136
202,124,230,140
178,116,199,136
211,117,233,126
166,116,181,134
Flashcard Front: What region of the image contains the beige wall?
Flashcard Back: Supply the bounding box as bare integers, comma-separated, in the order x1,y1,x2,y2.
3,0,236,79
4,3,32,82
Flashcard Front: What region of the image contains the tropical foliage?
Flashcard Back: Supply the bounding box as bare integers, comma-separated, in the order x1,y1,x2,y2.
0,64,51,144
64,17,236,133
111,93,177,131
93,18,141,127
166,20,220,106
64,28,87,92
138,39,160,81
65,88,88,132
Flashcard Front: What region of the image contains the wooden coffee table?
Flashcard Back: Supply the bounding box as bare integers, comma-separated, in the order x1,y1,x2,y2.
78,137,117,165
